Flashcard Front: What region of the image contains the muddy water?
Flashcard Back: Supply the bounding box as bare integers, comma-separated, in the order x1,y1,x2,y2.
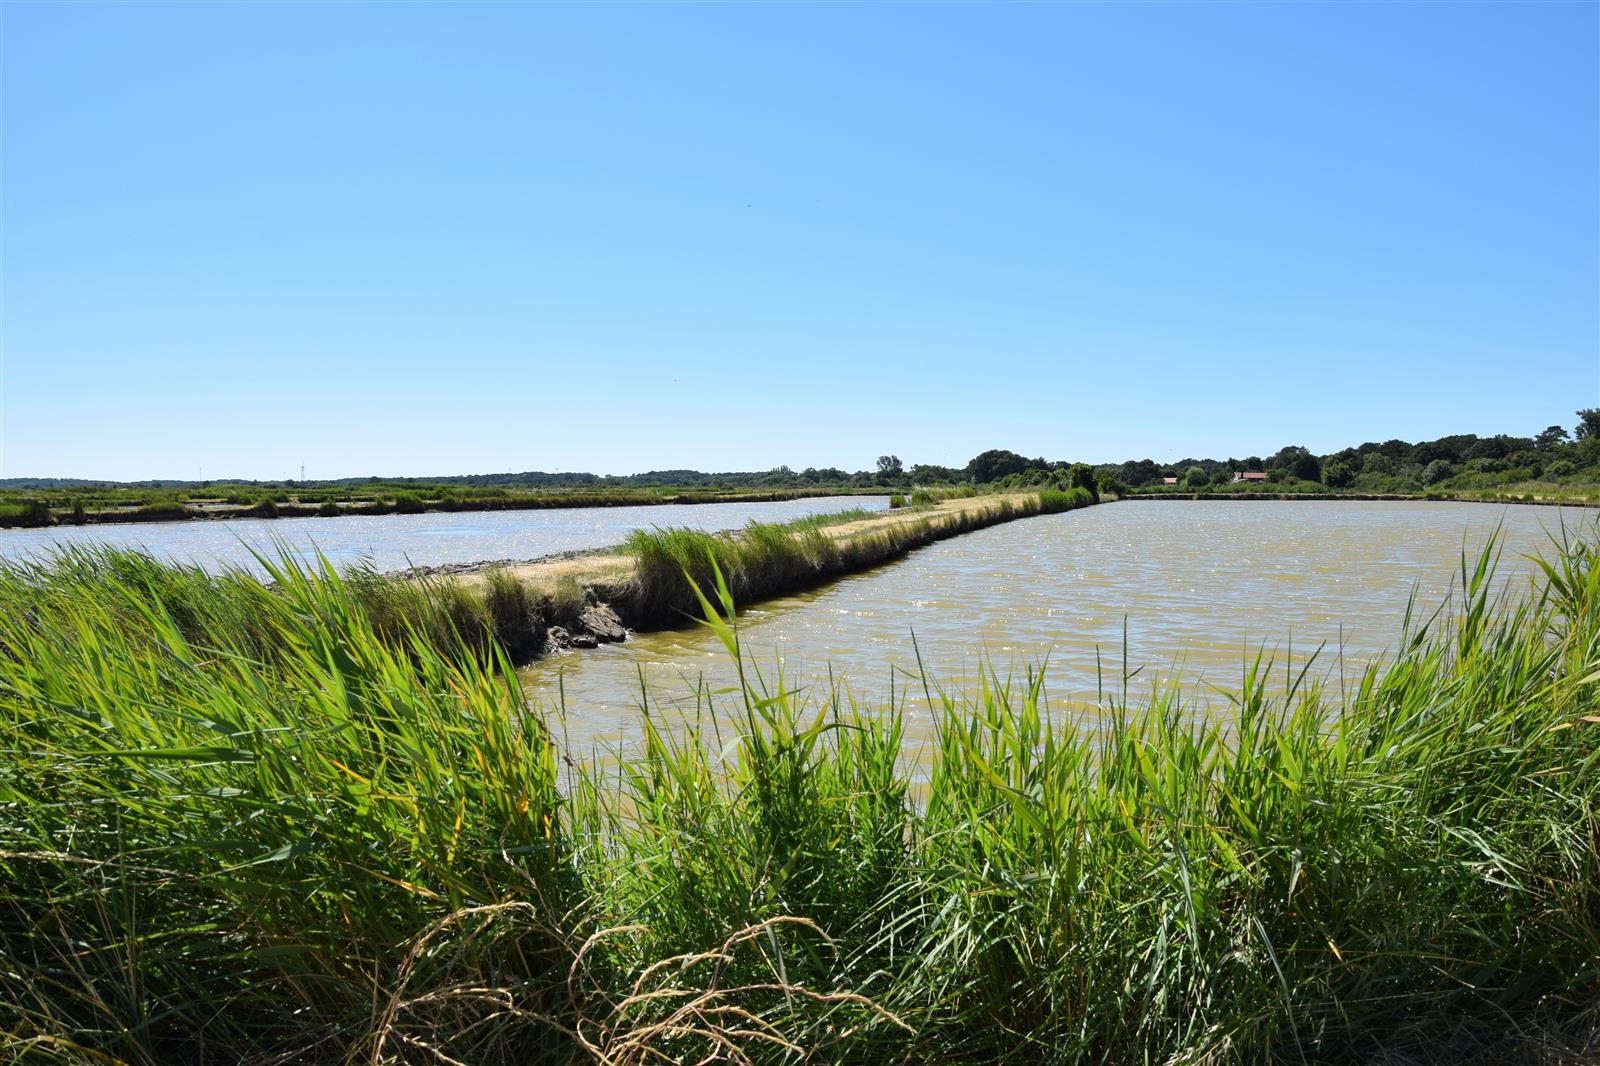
520,501,1587,749
0,495,888,575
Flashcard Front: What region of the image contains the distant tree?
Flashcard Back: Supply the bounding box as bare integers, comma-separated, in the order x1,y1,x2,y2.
1409,441,1448,465
1118,459,1163,487
1362,452,1395,476
1575,409,1600,441
1321,458,1355,488
1067,463,1099,501
876,455,904,479
908,463,959,484
1422,459,1454,486
1270,446,1321,483
1096,472,1125,498
1332,447,1362,466
1465,437,1508,461
1535,425,1571,450
1184,465,1210,489
1267,445,1317,482
965,449,1033,484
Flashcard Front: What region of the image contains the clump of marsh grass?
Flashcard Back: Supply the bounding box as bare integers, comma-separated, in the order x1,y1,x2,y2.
1036,485,1093,513
480,564,545,659
542,572,590,630
0,549,577,1063
620,495,1045,625
784,506,876,530
0,499,52,527
345,562,499,661
392,491,427,514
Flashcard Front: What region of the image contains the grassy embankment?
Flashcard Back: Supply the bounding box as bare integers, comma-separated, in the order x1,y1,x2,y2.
0,484,885,528
603,488,1088,627
2,517,1597,1063
411,490,1087,655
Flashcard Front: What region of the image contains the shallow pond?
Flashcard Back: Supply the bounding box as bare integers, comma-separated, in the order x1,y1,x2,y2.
520,500,1590,749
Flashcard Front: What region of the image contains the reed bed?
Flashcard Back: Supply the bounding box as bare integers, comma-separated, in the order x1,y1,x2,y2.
617,493,1080,625
1,528,1597,1063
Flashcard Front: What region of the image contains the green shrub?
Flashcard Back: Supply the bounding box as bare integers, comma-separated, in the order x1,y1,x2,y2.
1063,463,1096,500
0,500,52,527
1321,457,1355,488
1036,486,1093,513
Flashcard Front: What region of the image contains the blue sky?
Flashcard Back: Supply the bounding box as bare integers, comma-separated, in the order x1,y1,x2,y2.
3,2,1596,481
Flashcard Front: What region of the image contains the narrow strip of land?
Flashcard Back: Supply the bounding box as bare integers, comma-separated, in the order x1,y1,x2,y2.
445,490,1093,656
0,485,883,528
458,492,1021,588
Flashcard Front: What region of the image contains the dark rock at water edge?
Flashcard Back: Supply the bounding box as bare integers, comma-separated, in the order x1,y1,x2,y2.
545,611,624,652
579,604,627,643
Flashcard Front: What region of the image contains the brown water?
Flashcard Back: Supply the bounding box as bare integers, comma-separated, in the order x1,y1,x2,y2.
520,500,1588,749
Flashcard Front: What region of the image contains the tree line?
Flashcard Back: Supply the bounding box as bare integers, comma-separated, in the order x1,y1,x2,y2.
1097,409,1600,494
6,411,1598,498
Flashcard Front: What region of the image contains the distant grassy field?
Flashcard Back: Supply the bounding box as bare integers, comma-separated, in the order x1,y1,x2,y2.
9,472,1598,530
1,503,1596,1062
0,482,885,527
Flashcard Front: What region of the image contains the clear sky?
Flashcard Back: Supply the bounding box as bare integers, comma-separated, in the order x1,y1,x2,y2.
3,2,1596,481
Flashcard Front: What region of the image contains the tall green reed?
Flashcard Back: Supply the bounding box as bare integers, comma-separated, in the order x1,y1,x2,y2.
1,529,1596,1062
